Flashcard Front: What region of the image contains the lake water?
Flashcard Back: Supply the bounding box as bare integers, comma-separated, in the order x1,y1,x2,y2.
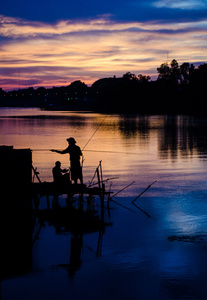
1,108,207,299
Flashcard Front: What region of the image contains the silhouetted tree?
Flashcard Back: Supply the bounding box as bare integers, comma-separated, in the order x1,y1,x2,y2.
197,63,207,83
122,72,138,81
157,62,171,81
36,87,46,94
170,59,180,85
137,74,151,83
180,63,195,85
180,63,189,85
191,63,207,91
157,59,180,84
67,80,88,98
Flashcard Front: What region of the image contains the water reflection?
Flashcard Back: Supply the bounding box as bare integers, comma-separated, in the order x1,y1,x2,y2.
1,109,207,300
158,115,207,160
118,115,150,139
158,116,189,160
1,109,207,162
67,234,83,277
33,193,113,279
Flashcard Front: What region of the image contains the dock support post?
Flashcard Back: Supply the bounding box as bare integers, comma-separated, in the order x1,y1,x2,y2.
96,166,101,190
0,146,32,278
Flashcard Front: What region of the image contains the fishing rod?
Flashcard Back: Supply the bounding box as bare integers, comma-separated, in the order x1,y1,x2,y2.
87,176,119,188
82,115,108,151
80,115,107,167
131,180,157,203
107,181,136,212
110,181,135,200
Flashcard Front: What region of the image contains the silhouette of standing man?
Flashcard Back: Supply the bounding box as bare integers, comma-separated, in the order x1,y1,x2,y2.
51,137,83,184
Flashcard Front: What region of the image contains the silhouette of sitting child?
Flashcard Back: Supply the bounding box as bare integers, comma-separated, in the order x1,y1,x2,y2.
52,161,69,186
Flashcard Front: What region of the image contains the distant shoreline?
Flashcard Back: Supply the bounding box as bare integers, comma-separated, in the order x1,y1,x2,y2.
1,60,207,116
0,105,207,117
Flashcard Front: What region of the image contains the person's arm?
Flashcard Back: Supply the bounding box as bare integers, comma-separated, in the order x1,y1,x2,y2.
51,148,69,154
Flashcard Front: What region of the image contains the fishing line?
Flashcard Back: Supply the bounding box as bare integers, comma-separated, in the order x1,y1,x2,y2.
83,149,139,155
32,148,139,155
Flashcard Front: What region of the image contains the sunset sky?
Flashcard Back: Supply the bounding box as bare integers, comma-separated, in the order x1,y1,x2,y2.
1,0,207,91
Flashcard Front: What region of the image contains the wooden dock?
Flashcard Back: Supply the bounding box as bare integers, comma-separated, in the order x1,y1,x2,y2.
32,182,108,198
32,160,112,210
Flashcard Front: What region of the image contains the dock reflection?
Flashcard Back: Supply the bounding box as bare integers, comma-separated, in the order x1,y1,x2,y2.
33,194,113,278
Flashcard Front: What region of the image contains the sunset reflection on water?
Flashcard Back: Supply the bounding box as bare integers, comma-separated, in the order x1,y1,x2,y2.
1,109,207,200
1,109,207,192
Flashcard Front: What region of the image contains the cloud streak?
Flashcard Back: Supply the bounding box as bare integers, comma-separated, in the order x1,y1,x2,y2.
152,0,207,10
0,14,207,90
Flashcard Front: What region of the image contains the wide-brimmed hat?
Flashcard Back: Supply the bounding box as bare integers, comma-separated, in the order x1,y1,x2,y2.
66,137,76,144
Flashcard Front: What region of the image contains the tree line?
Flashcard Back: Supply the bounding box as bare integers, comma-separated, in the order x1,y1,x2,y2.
1,59,207,114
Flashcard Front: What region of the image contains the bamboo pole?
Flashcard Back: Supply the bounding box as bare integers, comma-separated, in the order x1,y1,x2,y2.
110,181,135,200
131,180,157,203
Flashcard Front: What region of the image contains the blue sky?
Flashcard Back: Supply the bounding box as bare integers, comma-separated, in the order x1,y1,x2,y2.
1,0,207,90
2,0,207,22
